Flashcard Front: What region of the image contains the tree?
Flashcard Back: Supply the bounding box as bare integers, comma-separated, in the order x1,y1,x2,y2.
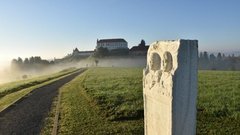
49,60,55,64
209,54,216,61
29,56,34,64
217,52,222,61
95,59,99,67
139,39,146,47
222,53,226,59
34,56,42,63
209,54,216,70
11,59,18,70
203,51,209,62
24,58,30,65
95,47,109,57
17,57,23,65
109,48,129,56
228,56,236,71
11,59,18,65
200,51,210,70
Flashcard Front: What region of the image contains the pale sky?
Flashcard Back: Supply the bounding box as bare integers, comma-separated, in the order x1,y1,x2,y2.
1,0,240,69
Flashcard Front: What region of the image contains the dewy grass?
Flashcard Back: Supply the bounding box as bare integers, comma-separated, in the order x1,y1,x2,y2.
197,70,240,134
81,67,143,121
42,68,240,134
57,68,144,135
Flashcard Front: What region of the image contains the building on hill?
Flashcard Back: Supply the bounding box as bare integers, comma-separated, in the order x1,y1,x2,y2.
96,38,128,51
72,48,94,57
72,48,80,56
77,51,94,56
130,40,149,55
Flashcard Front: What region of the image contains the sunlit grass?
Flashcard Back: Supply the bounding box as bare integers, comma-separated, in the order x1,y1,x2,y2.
82,67,143,120
44,68,240,134
57,68,144,134
197,70,240,134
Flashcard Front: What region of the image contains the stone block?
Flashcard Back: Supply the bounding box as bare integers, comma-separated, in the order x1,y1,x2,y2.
143,39,198,135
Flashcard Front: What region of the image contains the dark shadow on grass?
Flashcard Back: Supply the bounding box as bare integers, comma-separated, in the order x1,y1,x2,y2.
111,110,144,121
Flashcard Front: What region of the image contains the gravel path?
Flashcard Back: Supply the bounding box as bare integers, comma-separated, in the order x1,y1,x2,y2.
0,70,84,135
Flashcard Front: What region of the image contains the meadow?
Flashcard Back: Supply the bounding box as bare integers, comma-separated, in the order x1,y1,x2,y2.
197,71,240,134
56,68,144,135
45,68,240,135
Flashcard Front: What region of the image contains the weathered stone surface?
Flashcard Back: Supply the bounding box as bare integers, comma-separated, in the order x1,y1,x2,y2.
143,39,198,135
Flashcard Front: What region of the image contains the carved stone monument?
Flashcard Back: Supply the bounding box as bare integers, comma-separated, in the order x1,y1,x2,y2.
143,39,198,135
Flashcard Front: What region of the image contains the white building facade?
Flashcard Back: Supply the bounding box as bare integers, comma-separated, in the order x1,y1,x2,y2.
96,38,128,51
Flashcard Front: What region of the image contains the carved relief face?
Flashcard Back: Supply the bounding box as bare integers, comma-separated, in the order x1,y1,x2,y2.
163,52,173,72
150,53,161,72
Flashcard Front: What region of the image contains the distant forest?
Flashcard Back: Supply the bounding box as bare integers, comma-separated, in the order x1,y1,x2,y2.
11,51,240,71
11,56,55,72
199,52,240,70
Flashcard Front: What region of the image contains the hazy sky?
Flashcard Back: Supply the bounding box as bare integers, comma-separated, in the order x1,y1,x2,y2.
0,0,240,68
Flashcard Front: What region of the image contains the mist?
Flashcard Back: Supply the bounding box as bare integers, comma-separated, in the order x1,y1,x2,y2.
89,56,146,68
0,55,147,85
0,61,76,84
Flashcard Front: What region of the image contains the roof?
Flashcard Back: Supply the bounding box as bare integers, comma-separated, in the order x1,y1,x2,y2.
130,45,149,51
97,38,127,43
73,48,80,52
79,51,94,53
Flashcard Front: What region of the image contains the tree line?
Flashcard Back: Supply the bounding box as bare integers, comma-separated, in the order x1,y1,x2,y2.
11,56,54,71
11,51,240,71
199,52,240,70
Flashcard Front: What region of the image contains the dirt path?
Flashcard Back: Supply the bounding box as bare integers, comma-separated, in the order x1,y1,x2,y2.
0,70,85,135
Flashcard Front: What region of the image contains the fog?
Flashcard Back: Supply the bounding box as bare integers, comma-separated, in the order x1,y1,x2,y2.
90,56,146,68
0,62,77,84
0,56,147,84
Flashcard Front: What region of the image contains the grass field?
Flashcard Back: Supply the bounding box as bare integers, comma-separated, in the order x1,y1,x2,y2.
81,68,143,120
56,68,144,135
0,68,80,112
44,68,239,134
197,71,240,134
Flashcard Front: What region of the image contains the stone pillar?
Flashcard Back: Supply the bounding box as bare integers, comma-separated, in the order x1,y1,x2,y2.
143,39,198,135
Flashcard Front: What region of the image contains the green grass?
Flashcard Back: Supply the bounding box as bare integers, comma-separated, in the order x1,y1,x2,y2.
40,96,58,135
197,71,240,134
0,68,80,112
57,68,143,135
0,67,78,98
81,68,143,120
42,68,240,134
